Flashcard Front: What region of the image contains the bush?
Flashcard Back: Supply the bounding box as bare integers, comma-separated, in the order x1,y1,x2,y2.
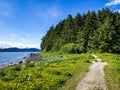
1,77,9,82
0,69,5,77
25,62,35,68
5,70,17,81
62,71,72,77
60,43,81,54
13,65,21,71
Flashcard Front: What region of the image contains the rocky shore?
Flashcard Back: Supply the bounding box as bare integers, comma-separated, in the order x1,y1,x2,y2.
25,53,42,62
0,53,42,68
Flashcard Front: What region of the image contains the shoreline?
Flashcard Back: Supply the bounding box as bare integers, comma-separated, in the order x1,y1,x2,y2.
0,52,42,68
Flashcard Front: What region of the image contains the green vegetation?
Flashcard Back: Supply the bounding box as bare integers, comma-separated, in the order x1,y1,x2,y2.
60,43,81,54
1,8,120,90
97,53,120,90
41,8,120,53
0,53,91,90
0,53,120,90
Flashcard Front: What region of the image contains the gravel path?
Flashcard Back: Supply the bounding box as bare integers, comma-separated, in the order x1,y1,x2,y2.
75,55,108,90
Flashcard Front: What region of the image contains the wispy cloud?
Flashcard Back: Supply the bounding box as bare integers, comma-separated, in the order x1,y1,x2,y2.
0,1,14,17
34,5,62,19
9,32,42,44
10,33,19,37
0,41,40,49
105,0,120,6
0,22,42,49
114,9,120,13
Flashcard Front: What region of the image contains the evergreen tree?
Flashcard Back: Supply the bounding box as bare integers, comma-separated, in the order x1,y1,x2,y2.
96,17,115,53
61,14,74,43
41,8,120,54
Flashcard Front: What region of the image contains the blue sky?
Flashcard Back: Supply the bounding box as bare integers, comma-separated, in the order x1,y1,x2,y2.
0,0,120,49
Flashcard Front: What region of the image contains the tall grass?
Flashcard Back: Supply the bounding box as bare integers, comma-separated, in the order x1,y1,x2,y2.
97,53,120,90
0,53,91,90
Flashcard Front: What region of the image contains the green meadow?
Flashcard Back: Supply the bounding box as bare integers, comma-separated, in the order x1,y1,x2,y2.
0,53,92,90
96,53,120,90
0,53,120,90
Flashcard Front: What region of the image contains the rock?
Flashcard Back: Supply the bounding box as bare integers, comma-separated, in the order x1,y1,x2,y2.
19,61,23,64
23,57,27,59
30,53,36,57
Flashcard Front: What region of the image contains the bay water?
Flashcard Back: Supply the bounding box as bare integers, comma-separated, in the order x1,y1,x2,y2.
0,52,38,67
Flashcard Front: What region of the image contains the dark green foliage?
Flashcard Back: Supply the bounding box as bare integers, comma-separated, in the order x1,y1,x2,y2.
63,71,72,77
41,8,120,53
1,69,18,82
25,62,35,67
13,65,21,71
60,43,81,54
1,77,9,82
96,17,115,53
0,69,5,77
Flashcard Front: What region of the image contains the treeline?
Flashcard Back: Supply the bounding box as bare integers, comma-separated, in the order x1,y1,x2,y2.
41,8,120,53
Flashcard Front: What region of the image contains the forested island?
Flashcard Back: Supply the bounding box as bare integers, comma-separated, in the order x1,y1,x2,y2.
0,48,40,52
41,8,120,54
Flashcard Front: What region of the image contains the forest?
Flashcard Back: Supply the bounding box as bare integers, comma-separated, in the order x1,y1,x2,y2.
41,8,120,53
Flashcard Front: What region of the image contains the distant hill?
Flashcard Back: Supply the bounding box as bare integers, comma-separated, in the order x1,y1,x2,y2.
0,47,40,52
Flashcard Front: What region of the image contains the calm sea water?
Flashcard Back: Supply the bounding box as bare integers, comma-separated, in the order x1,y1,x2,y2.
0,52,38,67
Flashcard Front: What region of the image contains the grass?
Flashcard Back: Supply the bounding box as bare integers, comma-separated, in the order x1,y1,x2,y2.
0,53,92,90
59,64,89,90
1,53,119,90
96,53,120,90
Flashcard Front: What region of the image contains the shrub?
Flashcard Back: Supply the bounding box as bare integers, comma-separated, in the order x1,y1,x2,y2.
13,65,21,71
25,62,35,68
6,70,17,81
0,69,5,77
85,59,91,63
58,79,66,85
1,77,9,82
62,71,72,77
60,43,81,54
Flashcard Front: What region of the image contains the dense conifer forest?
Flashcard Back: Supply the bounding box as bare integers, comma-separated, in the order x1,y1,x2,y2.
41,8,120,53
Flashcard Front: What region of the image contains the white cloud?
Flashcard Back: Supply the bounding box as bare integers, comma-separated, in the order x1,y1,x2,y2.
0,41,40,49
0,32,42,49
105,0,120,6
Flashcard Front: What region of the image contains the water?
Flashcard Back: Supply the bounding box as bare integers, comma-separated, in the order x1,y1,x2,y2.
0,52,38,67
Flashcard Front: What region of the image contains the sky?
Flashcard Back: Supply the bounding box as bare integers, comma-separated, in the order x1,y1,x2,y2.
0,0,120,49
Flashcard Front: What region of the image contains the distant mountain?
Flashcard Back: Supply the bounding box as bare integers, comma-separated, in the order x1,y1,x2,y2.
0,47,40,52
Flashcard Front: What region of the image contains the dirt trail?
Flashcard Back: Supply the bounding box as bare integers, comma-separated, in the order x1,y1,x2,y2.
75,55,108,90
